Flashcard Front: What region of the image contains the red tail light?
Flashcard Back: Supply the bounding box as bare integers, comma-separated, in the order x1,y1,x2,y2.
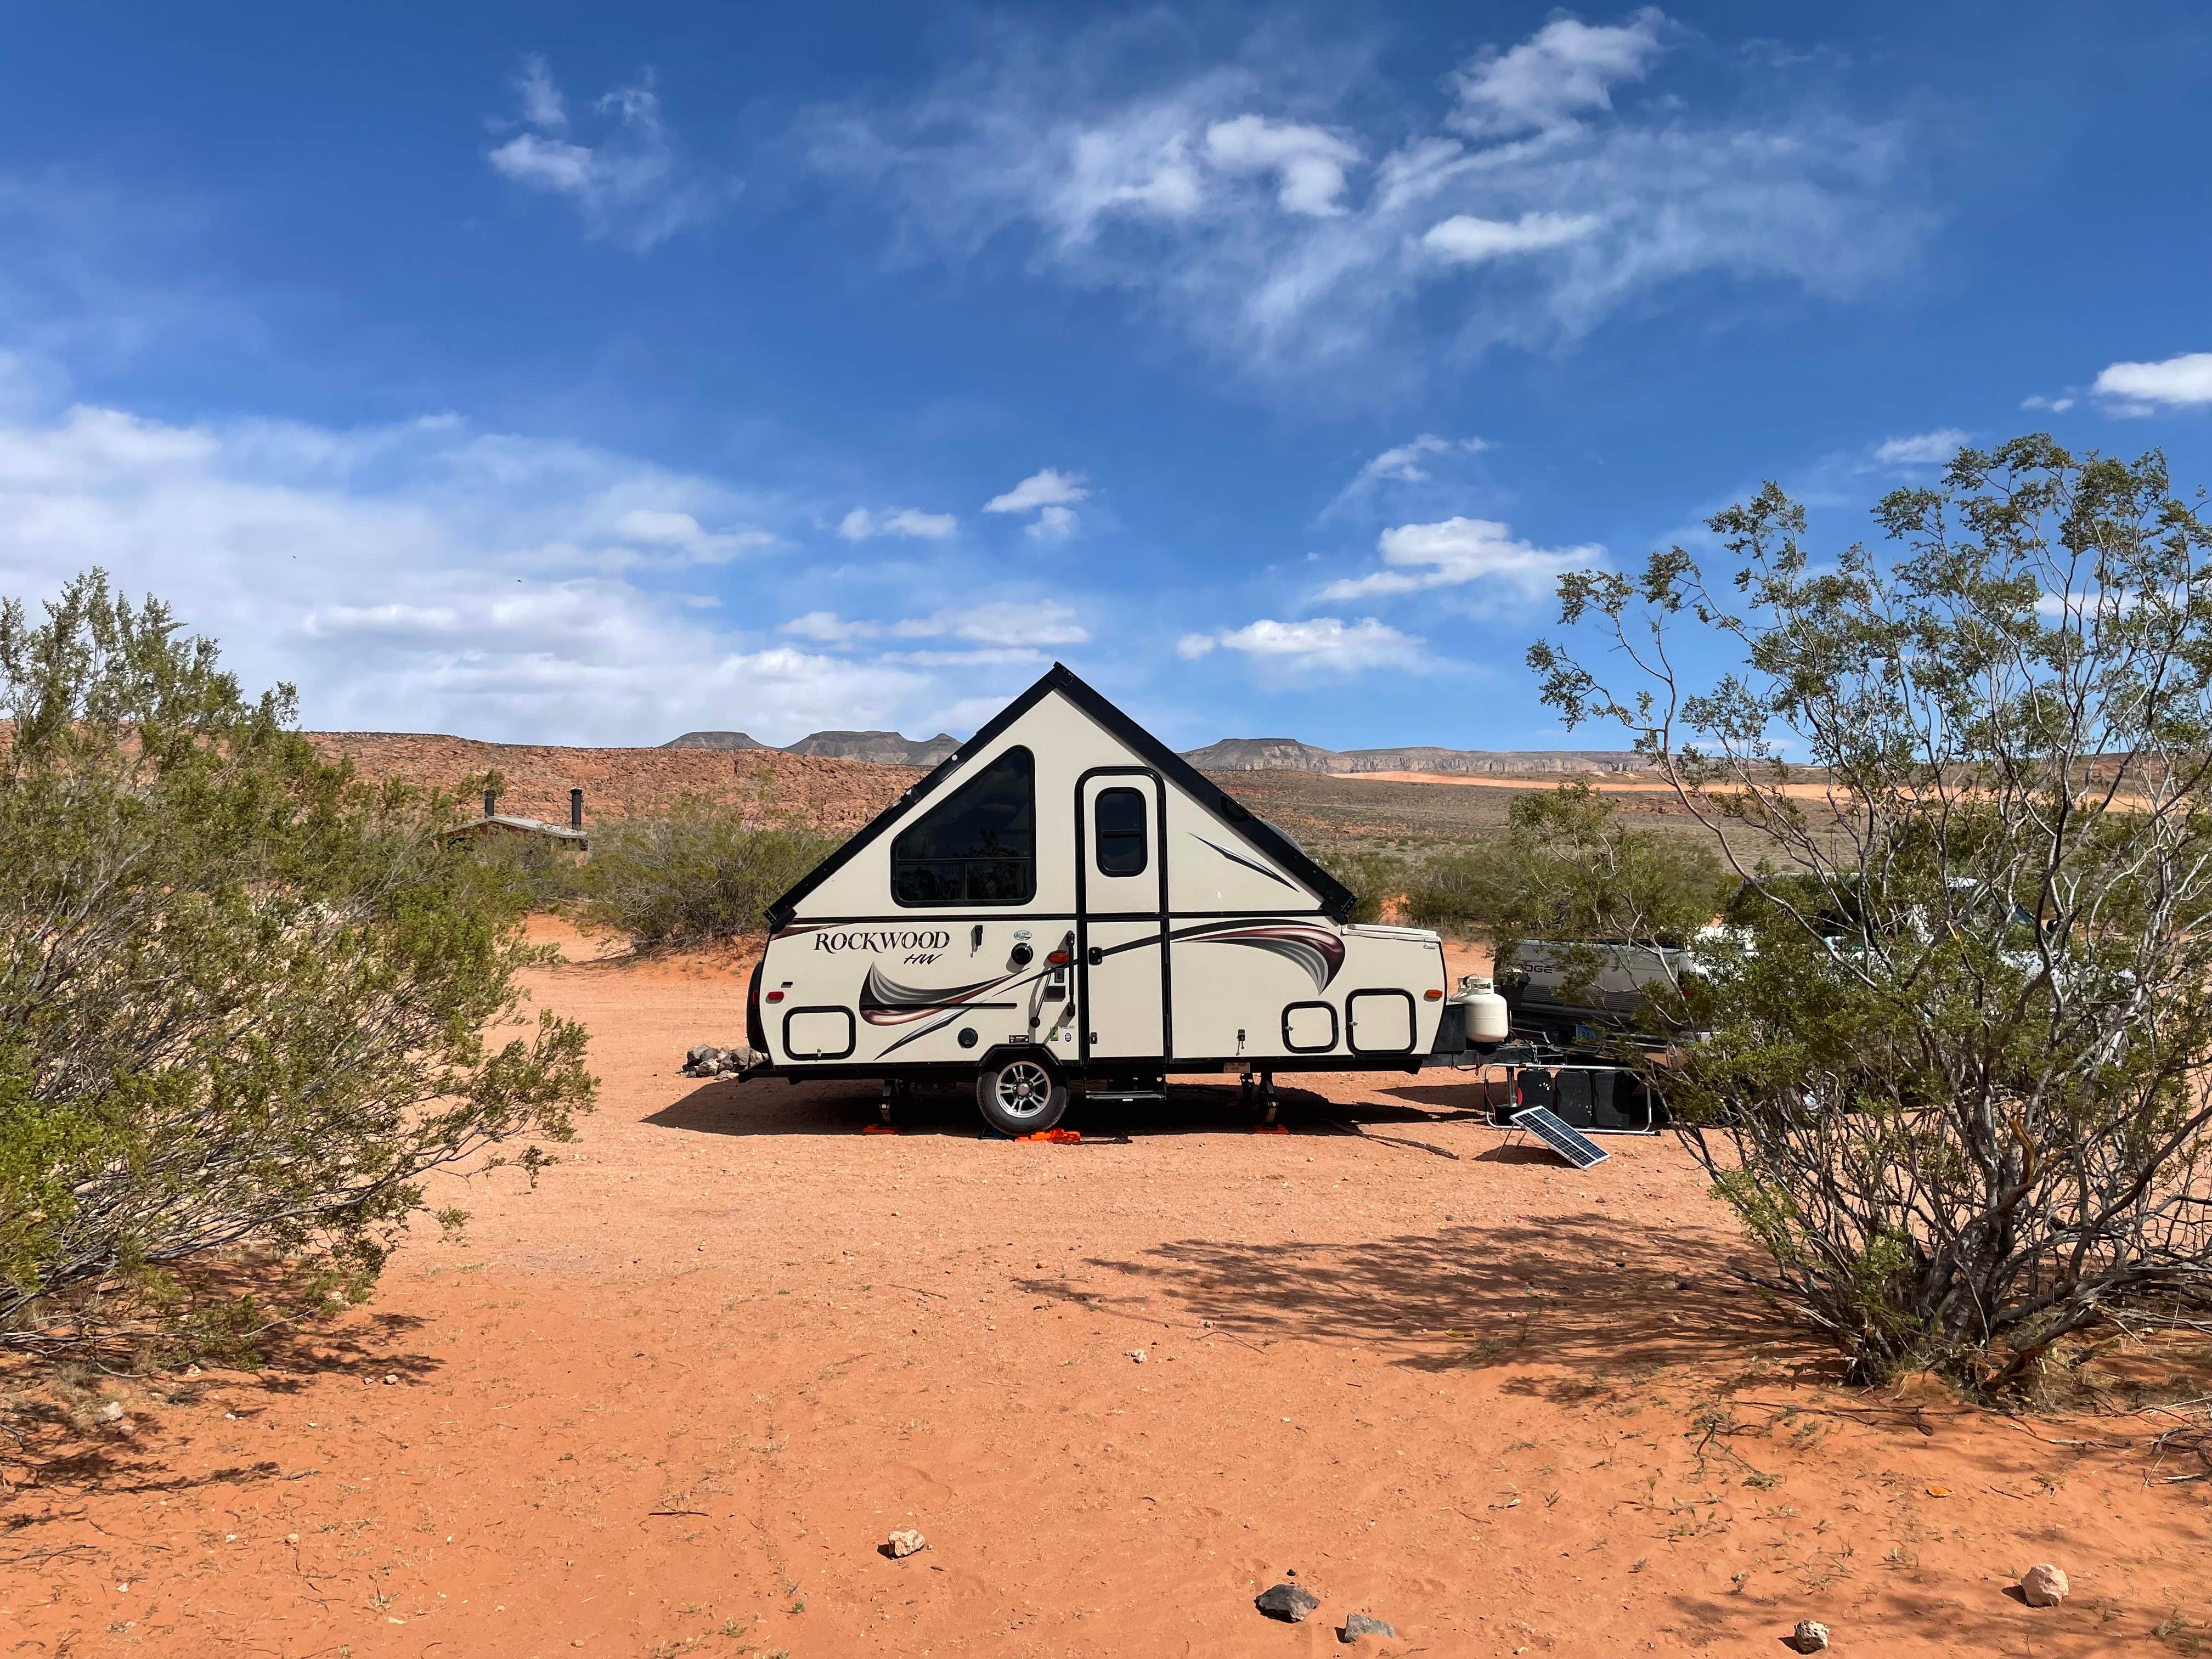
1047,951,1070,965
765,990,785,1003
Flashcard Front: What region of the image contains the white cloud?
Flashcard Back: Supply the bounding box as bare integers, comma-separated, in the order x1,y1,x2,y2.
1026,503,1077,542
0,398,974,744
1871,427,1966,466
2020,393,2075,414
1446,9,1669,138
781,599,1091,649
781,610,877,645
806,10,1929,388
2092,353,2212,413
1318,516,1602,602
982,467,1087,540
487,59,726,251
609,506,775,562
983,467,1090,512
1202,115,1361,216
512,54,568,132
837,505,958,540
1185,616,1423,676
1423,211,1601,264
1352,433,1491,486
881,646,1052,668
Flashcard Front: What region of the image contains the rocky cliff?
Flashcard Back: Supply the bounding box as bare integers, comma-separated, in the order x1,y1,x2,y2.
1179,736,1648,775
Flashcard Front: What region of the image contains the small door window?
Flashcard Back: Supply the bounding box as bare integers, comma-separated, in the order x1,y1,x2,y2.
1094,787,1148,876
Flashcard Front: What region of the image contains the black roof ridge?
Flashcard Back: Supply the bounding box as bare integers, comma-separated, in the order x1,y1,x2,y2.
763,662,1356,929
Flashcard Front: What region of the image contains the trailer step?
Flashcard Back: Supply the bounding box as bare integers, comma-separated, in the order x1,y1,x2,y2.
1084,1089,1169,1103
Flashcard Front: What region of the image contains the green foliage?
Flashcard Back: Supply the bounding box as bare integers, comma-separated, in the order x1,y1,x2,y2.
1312,842,1410,924
577,798,838,949
0,572,596,1360
1404,782,1731,963
1530,437,2212,1393
465,823,590,912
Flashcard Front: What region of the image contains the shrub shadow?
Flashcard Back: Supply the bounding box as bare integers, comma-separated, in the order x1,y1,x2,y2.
1014,1219,1804,1387
1,1284,440,1499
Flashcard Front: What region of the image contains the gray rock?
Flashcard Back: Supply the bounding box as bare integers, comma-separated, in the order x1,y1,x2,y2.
1342,1611,1396,1640
1790,1620,1830,1652
1256,1583,1320,1622
2021,1564,2068,1606
683,1045,723,1076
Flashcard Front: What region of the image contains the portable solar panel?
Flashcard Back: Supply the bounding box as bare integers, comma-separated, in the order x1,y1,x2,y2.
1516,1104,1611,1169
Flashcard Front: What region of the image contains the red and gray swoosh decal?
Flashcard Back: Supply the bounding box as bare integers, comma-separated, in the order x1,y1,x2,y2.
860,964,1020,1025
1167,918,1345,993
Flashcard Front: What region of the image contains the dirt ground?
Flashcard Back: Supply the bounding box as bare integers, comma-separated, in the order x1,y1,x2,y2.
5,926,2208,1658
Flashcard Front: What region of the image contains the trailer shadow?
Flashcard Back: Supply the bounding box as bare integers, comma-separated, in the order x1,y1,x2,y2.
647,1073,1508,1141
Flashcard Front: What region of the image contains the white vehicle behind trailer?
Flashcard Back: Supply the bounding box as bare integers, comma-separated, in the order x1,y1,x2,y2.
746,663,1508,1134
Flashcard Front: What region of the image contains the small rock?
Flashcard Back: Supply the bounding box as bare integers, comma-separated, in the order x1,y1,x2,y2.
382,1374,399,1386
1129,1349,1147,1364
684,1044,723,1075
2021,1564,2068,1606
1256,1583,1320,1623
97,1401,123,1423
887,1528,927,1558
286,1533,300,1544
1790,1620,1830,1652
1342,1611,1396,1640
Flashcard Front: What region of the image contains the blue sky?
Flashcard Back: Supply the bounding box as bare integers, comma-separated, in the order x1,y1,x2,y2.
3,3,2210,750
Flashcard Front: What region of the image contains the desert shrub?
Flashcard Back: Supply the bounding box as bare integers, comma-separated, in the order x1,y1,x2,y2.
1313,843,1412,924
578,799,837,948
466,821,591,912
0,573,596,1361
1404,782,1730,974
1529,436,2212,1393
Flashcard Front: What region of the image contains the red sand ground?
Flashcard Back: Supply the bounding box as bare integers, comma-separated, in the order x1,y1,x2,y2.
4,927,2208,1657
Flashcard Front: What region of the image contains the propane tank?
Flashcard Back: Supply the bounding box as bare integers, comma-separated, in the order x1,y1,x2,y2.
1450,974,1511,1044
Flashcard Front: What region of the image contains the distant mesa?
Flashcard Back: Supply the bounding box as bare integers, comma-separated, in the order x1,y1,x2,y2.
784,731,963,767
663,726,1644,774
1178,736,1649,776
661,729,961,766
663,731,770,751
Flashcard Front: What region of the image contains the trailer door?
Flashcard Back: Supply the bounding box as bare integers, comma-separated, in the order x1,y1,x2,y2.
1076,770,1167,1063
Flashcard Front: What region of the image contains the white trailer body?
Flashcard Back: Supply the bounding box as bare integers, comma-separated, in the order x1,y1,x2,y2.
748,664,1460,1132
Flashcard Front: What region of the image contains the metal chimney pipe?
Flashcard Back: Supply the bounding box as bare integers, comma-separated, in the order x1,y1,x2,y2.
570,788,584,831
483,789,495,819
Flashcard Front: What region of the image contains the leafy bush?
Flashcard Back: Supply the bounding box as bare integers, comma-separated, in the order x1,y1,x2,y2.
1530,436,2212,1392
0,573,596,1360
1404,782,1731,967
465,819,591,912
578,798,837,948
1313,842,1412,924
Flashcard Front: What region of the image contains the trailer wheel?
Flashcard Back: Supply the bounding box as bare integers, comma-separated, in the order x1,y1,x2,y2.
975,1054,1067,1136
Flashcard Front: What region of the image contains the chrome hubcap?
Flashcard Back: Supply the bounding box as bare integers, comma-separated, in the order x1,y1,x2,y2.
995,1060,1054,1119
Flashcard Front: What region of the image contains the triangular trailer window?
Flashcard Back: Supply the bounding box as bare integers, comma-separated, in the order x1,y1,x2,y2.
890,746,1036,906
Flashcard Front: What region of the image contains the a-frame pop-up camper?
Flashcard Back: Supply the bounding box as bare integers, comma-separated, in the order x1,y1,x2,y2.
746,663,1504,1133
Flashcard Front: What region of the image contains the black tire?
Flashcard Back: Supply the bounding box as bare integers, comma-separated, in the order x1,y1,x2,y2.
975,1053,1068,1136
